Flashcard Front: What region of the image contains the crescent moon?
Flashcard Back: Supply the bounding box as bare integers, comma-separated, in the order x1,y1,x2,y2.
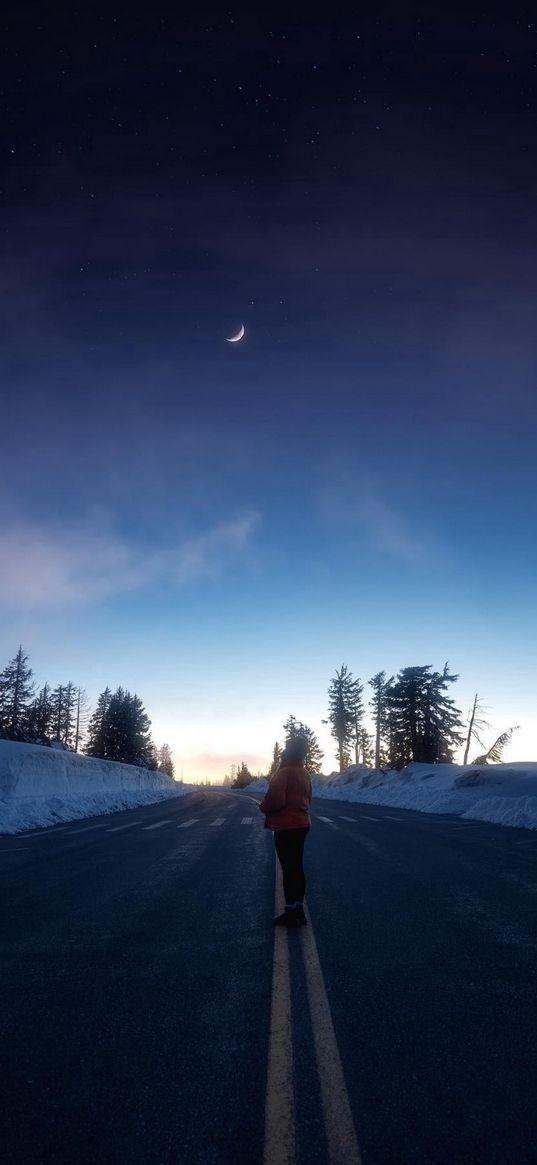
226,324,245,343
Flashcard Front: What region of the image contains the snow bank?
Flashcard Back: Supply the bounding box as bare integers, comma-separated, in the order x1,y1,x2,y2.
0,739,189,835
245,761,537,832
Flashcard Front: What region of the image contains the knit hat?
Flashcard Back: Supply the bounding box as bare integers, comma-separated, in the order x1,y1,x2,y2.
281,736,308,764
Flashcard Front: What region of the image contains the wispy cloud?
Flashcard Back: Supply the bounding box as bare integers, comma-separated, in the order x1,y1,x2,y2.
319,478,429,563
356,493,424,562
0,511,260,609
171,514,259,584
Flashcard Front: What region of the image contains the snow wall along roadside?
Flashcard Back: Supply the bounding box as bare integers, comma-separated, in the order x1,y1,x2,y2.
246,761,537,832
0,738,188,835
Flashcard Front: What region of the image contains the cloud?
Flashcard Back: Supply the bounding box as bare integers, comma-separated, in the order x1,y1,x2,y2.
356,493,424,562
319,478,428,563
0,511,260,610
171,514,260,584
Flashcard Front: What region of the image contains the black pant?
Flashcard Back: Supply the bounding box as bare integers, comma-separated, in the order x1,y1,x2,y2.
274,827,310,905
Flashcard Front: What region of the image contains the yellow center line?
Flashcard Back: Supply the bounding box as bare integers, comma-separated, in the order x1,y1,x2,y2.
263,855,363,1165
300,912,363,1164
263,864,296,1165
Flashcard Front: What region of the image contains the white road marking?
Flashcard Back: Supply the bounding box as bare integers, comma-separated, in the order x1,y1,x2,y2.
360,815,380,822
107,822,141,833
263,860,296,1165
339,816,357,822
210,818,225,827
143,820,173,830
23,826,69,837
66,824,107,834
178,819,198,828
317,816,339,828
300,915,363,1163
384,815,405,821
241,817,254,824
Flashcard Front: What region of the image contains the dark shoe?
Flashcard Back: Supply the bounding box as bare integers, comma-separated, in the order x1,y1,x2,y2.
295,905,307,926
274,908,301,927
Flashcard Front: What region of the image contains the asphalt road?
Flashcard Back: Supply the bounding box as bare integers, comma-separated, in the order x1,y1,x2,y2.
1,791,537,1165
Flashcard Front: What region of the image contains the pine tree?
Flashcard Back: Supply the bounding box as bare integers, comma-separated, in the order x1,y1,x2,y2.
145,740,159,770
300,724,323,772
74,687,90,752
385,666,427,768
268,741,283,777
157,743,175,778
26,683,53,744
105,687,127,763
0,646,34,740
369,671,394,768
127,692,154,767
357,727,374,766
61,682,77,747
283,715,300,746
233,762,254,788
349,680,364,765
384,699,399,769
282,716,324,772
50,685,64,743
386,664,463,767
85,687,112,758
422,664,464,763
85,687,154,766
49,681,80,748
107,687,127,761
326,665,361,772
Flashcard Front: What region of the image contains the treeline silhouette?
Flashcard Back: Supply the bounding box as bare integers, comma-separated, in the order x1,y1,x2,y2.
0,647,175,777
227,663,519,786
1,647,517,787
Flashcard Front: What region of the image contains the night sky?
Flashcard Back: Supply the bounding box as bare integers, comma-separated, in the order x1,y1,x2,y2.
1,5,536,776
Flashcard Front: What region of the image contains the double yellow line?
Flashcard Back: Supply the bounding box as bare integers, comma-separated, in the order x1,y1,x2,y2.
263,864,363,1165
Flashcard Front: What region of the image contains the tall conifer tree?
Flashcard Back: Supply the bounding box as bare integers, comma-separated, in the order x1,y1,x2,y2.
386,664,463,767
0,646,34,740
268,741,283,777
368,671,394,769
85,687,112,758
26,683,53,743
357,727,374,766
49,681,77,747
157,743,174,778
326,665,361,772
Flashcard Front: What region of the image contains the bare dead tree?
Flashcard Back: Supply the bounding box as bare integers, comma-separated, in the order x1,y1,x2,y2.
463,693,489,765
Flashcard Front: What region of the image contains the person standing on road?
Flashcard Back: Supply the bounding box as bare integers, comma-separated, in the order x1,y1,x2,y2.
259,736,312,928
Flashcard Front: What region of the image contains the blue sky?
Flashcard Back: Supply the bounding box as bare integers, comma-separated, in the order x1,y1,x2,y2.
1,401,536,776
1,8,536,776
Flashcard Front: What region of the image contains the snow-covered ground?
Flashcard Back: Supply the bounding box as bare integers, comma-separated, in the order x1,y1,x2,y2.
246,761,537,832
0,739,189,835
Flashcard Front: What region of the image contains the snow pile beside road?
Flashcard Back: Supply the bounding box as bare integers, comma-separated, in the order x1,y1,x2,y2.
0,739,188,835
245,761,537,831
311,762,537,830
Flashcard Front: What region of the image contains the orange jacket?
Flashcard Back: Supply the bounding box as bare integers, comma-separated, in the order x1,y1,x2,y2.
259,762,312,831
